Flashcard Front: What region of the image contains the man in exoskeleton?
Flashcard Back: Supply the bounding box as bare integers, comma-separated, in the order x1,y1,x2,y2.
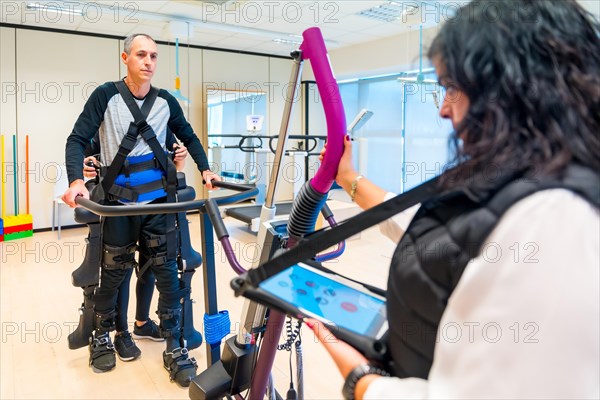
63,33,220,387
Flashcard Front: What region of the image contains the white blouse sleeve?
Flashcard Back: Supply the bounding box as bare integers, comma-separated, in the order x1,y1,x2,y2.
378,192,420,243
365,189,600,399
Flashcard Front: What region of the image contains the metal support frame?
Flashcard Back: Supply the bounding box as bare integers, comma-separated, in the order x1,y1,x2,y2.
200,211,221,366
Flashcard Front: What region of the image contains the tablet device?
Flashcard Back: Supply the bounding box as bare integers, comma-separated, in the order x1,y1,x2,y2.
259,263,387,339
233,261,390,362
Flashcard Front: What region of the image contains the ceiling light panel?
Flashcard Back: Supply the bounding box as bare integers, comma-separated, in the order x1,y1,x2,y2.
358,1,418,22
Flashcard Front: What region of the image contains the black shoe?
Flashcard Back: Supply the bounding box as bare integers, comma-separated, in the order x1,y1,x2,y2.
114,331,141,361
133,319,164,341
89,332,116,373
163,347,198,387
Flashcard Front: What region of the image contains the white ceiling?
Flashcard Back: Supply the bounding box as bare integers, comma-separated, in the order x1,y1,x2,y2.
3,1,599,57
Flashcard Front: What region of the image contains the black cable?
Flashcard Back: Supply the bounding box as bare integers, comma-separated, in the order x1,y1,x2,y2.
276,317,303,400
277,317,302,351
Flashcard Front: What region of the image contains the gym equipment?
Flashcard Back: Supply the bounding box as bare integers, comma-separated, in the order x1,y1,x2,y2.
190,26,348,400
212,132,325,233
68,176,205,351
77,26,349,398
0,134,33,242
233,174,442,369
74,181,259,364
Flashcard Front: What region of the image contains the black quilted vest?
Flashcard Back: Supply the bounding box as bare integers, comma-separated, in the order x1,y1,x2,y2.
386,164,600,379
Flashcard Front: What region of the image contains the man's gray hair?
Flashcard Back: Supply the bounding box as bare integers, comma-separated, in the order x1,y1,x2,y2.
123,33,156,54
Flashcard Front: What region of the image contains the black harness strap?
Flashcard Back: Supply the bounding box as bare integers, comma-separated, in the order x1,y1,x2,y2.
246,174,442,286
108,179,167,202
101,81,159,201
108,80,178,259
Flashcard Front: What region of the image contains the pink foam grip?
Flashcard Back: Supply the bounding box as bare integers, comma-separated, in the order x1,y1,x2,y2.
299,27,346,194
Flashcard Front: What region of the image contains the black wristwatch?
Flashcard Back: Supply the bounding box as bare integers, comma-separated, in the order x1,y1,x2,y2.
342,363,390,400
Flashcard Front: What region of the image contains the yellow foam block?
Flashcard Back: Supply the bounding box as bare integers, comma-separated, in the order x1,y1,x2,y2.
4,214,33,227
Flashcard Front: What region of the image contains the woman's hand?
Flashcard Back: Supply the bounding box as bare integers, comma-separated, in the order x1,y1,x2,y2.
173,143,188,162
305,318,368,377
83,156,98,178
319,136,359,192
172,143,188,171
305,318,383,400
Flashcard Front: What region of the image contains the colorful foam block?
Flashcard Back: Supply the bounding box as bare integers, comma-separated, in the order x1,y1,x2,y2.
4,214,33,227
4,223,33,234
4,230,33,241
1,215,34,241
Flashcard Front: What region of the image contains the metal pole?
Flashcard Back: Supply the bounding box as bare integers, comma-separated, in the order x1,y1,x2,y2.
401,82,407,193
200,210,221,366
246,51,304,399
264,51,304,208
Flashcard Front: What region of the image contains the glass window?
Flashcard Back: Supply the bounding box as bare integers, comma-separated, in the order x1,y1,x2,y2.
339,72,453,193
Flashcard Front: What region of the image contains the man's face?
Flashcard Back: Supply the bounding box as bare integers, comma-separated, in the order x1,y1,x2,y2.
122,36,158,83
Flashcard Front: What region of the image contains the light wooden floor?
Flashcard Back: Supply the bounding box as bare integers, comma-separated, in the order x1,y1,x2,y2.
0,200,396,399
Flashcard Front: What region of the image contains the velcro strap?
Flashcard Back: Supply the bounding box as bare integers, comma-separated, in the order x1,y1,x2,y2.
136,251,167,279
123,179,165,193
175,357,197,368
108,179,166,202
94,309,118,320
108,185,139,202
166,348,197,379
153,253,168,266
157,307,182,321
104,260,137,270
123,158,160,174
145,234,166,249
103,243,138,270
104,242,137,256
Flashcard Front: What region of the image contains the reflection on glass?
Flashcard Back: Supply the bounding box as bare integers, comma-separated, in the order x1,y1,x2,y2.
206,89,267,182
339,73,453,194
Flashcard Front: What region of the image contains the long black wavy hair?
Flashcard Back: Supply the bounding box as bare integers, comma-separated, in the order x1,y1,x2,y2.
428,0,600,185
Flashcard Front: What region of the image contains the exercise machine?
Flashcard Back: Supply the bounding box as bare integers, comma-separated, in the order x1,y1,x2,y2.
211,132,326,233
74,181,259,366
190,26,348,400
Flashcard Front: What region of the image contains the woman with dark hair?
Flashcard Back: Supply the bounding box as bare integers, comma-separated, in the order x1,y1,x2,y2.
311,1,599,398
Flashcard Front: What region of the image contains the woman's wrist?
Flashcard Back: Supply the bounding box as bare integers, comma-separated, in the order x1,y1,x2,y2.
340,170,359,193
354,374,381,400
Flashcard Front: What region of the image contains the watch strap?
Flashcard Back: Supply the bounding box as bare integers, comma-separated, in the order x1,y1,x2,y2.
342,363,390,400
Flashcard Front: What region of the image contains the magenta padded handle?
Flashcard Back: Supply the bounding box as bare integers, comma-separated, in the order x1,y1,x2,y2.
300,27,346,194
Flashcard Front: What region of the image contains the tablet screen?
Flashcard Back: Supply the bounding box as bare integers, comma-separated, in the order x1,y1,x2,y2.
259,263,387,338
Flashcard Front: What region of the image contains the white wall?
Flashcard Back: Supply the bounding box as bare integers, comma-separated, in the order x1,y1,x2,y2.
0,27,17,222
308,26,440,81
2,29,117,230
0,27,295,229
